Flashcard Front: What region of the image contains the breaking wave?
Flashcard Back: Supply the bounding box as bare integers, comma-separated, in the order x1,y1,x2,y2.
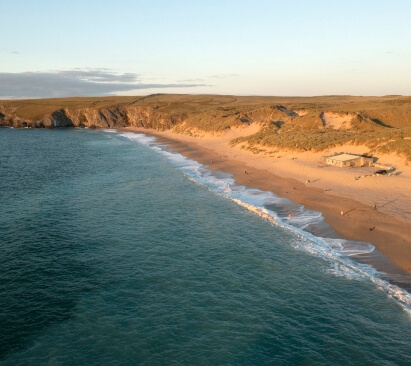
117,131,411,315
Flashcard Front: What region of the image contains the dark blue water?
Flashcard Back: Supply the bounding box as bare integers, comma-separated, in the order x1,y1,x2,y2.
0,128,410,365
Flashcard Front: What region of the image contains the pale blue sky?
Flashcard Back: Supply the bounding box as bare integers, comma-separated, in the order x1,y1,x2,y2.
1,0,410,98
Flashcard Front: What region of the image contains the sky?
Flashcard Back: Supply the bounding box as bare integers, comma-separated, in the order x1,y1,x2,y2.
1,0,411,98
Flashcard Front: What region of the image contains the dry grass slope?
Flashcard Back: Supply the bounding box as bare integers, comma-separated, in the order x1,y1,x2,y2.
1,94,411,159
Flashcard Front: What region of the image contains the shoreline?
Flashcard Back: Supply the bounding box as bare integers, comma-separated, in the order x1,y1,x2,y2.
122,127,411,276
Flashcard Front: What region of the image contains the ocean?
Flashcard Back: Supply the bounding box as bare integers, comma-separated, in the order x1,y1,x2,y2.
0,128,410,365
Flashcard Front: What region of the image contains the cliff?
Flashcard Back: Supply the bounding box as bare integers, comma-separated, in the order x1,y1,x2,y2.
1,94,410,159
0,104,185,130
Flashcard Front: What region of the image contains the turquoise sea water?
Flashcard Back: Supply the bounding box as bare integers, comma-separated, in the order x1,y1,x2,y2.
0,128,410,365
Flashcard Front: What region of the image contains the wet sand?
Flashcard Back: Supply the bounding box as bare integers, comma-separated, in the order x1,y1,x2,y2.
123,127,411,275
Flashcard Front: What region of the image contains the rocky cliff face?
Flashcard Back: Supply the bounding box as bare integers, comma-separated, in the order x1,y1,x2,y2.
0,105,186,130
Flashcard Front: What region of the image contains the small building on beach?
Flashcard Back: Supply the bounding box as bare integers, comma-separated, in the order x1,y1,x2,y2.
321,153,374,168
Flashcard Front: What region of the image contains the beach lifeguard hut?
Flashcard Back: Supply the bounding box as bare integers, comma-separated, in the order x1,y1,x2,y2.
321,153,374,168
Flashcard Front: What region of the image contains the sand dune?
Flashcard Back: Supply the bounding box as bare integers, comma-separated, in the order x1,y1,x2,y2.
321,112,355,129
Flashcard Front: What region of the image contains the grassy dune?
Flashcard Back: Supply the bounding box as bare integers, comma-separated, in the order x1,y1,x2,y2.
1,94,411,159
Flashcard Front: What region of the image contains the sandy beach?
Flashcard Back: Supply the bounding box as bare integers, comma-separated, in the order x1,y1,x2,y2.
124,126,411,275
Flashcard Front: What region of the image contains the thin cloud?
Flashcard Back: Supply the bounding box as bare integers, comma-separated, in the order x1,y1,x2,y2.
10,51,19,54
0,70,207,98
177,78,205,82
209,74,239,79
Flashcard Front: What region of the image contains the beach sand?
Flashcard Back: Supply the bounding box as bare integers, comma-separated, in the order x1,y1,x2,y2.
124,126,411,275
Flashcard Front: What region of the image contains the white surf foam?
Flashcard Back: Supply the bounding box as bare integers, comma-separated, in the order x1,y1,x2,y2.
114,131,411,315
119,132,157,144
102,129,118,133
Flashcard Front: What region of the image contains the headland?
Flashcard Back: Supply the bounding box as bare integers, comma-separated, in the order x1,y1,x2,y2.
1,94,410,274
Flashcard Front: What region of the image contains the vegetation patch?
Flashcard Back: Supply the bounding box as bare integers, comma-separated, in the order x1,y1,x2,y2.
1,94,410,160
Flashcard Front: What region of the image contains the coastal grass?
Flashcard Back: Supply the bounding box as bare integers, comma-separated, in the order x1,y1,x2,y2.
1,94,411,159
230,125,411,160
0,96,140,120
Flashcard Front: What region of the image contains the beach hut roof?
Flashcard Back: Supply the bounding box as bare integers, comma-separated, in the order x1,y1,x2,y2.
327,153,362,162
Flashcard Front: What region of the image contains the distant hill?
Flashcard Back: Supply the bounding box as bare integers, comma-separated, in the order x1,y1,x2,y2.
1,94,410,159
